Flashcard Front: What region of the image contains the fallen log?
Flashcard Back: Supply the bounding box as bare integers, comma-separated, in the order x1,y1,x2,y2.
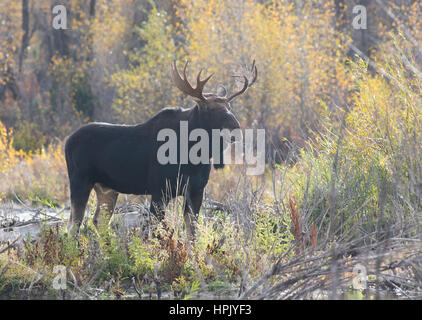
0,212,145,245
0,198,227,245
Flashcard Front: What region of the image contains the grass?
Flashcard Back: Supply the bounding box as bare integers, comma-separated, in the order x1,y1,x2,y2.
0,189,293,299
0,35,422,299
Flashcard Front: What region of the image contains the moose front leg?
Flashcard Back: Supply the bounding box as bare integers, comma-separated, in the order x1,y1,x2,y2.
150,193,170,221
184,188,204,240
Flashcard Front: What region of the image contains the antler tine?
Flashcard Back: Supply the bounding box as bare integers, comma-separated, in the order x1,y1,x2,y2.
226,60,257,102
197,70,214,91
182,60,189,80
171,60,213,101
226,76,249,102
250,60,258,86
171,60,193,92
196,69,203,83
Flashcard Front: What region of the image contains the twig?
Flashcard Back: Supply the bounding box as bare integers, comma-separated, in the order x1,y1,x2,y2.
132,276,143,299
0,236,21,254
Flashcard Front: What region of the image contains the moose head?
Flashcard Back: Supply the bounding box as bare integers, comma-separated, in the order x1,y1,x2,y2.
170,60,257,134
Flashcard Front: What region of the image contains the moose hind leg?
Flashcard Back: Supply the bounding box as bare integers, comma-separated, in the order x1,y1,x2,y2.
68,179,93,236
93,183,119,230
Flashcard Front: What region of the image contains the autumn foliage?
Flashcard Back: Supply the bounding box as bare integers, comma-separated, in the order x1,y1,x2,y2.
0,0,421,299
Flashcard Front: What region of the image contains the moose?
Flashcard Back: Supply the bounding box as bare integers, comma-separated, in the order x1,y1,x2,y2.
65,60,257,237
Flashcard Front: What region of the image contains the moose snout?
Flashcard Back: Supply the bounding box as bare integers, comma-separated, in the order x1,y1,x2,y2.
222,114,242,144
224,113,241,131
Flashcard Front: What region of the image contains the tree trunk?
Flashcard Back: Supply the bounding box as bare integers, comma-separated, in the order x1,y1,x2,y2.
334,0,346,32
18,0,29,73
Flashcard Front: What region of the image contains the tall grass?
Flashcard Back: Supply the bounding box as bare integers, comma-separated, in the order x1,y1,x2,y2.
1,34,421,300
241,36,422,299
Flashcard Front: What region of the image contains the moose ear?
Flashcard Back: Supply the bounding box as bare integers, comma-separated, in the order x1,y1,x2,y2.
216,85,227,98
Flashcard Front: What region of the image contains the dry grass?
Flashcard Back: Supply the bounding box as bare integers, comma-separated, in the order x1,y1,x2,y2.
0,143,68,205
0,34,421,299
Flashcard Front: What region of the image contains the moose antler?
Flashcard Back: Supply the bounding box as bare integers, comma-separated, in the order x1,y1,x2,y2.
171,61,213,101
226,60,258,102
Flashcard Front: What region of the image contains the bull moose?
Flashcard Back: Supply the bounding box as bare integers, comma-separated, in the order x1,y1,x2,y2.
65,60,257,236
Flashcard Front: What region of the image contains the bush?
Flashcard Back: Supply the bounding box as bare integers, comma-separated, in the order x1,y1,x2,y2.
293,38,422,244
